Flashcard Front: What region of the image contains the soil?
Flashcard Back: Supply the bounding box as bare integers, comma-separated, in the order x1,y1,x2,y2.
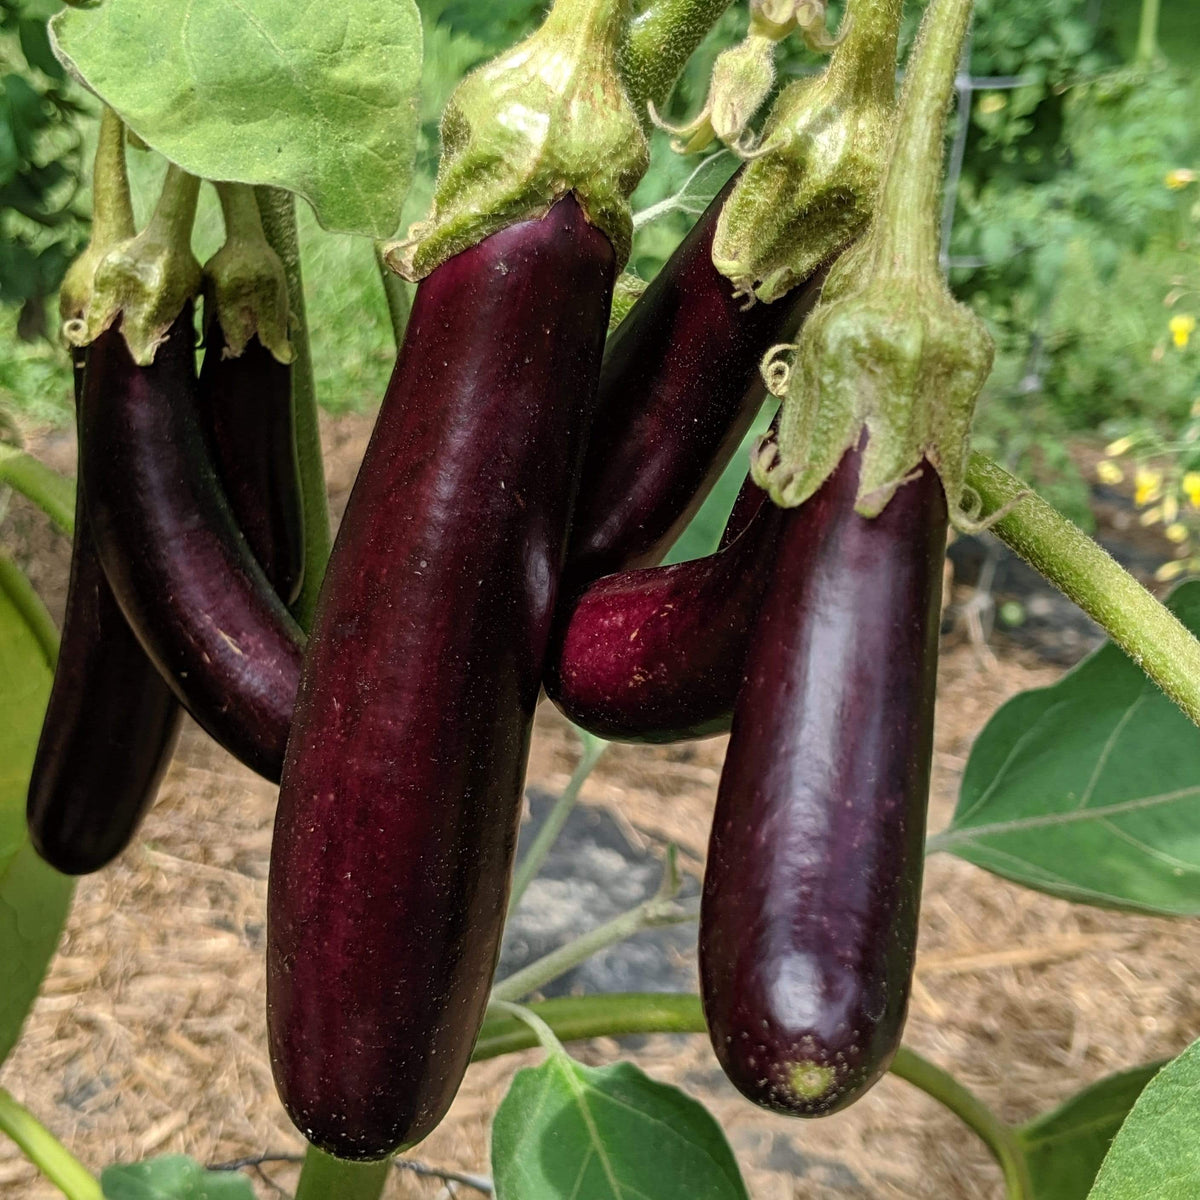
2,413,1198,1199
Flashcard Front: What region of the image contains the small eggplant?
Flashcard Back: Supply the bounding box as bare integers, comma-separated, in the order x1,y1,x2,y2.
700,445,946,1115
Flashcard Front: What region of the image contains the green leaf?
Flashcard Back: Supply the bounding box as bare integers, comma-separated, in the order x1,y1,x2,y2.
632,150,738,232
1018,1062,1163,1199
492,1052,749,1200
49,0,423,239
928,581,1200,915
1087,1040,1200,1199
0,559,72,1068
102,1155,255,1199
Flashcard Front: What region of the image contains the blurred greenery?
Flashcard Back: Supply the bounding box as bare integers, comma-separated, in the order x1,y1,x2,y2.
1,0,1198,557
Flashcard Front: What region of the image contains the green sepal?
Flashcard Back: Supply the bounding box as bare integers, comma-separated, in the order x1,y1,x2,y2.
390,0,648,280
711,0,901,304
203,183,293,363
752,243,993,516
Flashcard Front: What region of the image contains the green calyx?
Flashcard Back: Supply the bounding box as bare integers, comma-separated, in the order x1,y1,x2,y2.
751,0,988,520
67,163,202,366
59,106,135,330
711,0,902,304
390,0,648,280
204,182,293,364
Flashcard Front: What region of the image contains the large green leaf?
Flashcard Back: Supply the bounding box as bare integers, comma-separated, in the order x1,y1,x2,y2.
102,1155,254,1199
1018,1062,1164,1200
492,1052,748,1200
927,581,1200,915
50,0,422,239
1088,1039,1200,1199
0,557,72,1067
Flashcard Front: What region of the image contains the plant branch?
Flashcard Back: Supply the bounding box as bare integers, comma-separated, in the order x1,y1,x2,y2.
254,187,331,631
889,1051,1032,1199
0,447,75,535
619,0,734,120
374,241,411,350
0,553,59,668
966,453,1200,727
293,1145,390,1200
474,995,1030,1195
508,729,607,915
0,1088,101,1200
1135,0,1161,66
494,849,691,1003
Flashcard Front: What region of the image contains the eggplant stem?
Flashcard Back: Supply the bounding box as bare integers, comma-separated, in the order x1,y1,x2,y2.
475,994,1031,1197
294,1145,390,1200
373,241,411,350
0,1088,101,1200
254,186,331,630
966,452,1200,729
507,729,607,916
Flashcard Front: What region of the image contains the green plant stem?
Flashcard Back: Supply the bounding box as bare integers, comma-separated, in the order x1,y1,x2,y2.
374,241,411,350
474,994,1030,1195
889,1050,1033,1199
493,893,695,1003
508,732,607,916
0,1089,101,1200
294,1145,391,1200
619,0,733,118
215,181,265,242
1135,0,1161,65
0,553,59,668
254,186,331,630
966,453,1200,727
0,448,75,535
874,0,976,275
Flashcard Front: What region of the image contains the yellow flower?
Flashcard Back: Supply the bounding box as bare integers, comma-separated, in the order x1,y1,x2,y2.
1135,467,1163,506
1184,471,1200,508
978,93,1007,115
1170,314,1196,349
1095,459,1124,485
1104,436,1134,457
1140,505,1164,526
1166,168,1198,190
1156,560,1187,582
1166,522,1190,543
1163,493,1180,523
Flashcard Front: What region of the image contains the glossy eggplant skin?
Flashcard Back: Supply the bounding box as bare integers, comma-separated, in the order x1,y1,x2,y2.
563,173,823,589
80,305,304,782
197,326,304,605
267,197,615,1161
546,481,783,743
26,350,183,876
700,446,946,1116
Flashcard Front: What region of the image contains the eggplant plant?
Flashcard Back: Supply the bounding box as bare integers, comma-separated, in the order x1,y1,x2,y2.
2,0,1200,1197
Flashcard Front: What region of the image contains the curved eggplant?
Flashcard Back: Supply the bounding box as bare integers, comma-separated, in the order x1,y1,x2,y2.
700,444,946,1115
26,350,183,875
267,197,615,1160
80,305,304,782
564,173,823,588
546,477,782,742
197,326,304,605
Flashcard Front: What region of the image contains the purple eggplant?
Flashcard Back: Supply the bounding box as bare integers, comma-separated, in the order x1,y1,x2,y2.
80,305,304,782
546,477,783,742
26,350,183,876
563,174,824,588
267,197,615,1160
197,326,304,605
700,444,946,1115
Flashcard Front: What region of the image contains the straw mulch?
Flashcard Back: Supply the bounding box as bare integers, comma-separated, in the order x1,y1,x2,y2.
3,414,1199,1198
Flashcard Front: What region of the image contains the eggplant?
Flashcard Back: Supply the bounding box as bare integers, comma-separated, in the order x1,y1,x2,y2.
700,444,946,1115
546,476,783,742
80,305,304,782
267,196,615,1160
563,173,823,589
197,326,304,606
26,350,183,876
